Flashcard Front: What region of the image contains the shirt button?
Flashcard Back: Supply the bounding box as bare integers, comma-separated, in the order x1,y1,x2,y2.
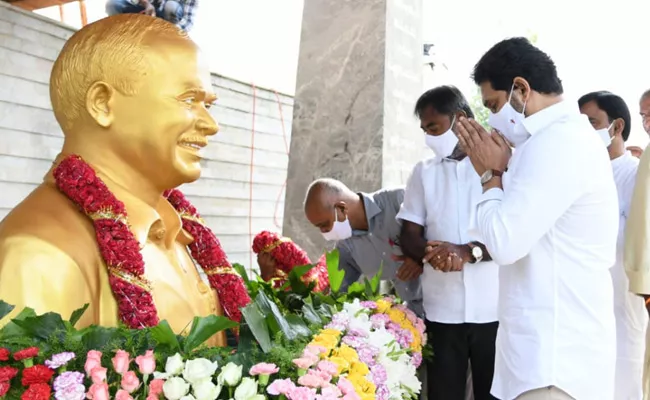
198,282,210,294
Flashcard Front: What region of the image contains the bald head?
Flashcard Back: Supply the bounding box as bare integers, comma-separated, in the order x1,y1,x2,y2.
304,178,360,233
50,13,191,134
304,178,353,210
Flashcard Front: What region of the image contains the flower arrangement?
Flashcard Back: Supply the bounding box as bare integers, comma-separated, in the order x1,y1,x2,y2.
0,249,428,400
252,231,329,293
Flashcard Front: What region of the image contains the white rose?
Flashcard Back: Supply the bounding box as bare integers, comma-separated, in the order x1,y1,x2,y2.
233,377,258,400
183,358,219,385
192,380,222,400
163,377,190,400
166,353,186,376
217,362,242,387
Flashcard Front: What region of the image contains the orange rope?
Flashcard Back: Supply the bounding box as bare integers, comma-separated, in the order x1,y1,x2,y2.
273,89,290,229
248,84,257,271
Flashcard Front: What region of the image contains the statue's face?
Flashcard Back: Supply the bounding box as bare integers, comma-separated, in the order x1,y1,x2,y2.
108,38,218,189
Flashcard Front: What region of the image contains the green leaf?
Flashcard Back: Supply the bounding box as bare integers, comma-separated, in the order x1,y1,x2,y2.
370,264,383,296
363,278,374,298
150,320,181,352
82,326,119,350
1,307,36,338
0,301,15,320
12,312,66,341
325,250,344,293
183,315,238,353
301,302,323,325
233,263,250,285
256,292,295,340
347,281,365,296
288,264,313,294
285,314,312,338
68,304,89,327
240,303,272,352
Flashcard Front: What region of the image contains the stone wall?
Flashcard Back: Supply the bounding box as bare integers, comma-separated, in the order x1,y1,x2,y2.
0,2,294,272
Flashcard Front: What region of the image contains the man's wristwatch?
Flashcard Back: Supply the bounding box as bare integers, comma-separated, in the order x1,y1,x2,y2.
466,242,483,263
480,169,504,185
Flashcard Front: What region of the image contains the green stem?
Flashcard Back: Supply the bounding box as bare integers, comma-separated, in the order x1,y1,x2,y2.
23,358,33,368
258,374,270,387
228,386,233,398
143,374,150,397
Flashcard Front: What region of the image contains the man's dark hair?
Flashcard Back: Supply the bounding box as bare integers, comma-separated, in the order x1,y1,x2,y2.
578,91,632,141
414,85,474,119
472,37,563,95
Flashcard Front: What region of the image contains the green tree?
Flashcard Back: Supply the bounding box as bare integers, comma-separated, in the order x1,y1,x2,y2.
469,33,538,129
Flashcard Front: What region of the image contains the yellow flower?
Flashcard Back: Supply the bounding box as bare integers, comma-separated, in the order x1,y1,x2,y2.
347,374,376,396
387,308,406,324
331,344,359,362
310,331,340,350
375,299,391,313
327,356,350,374
320,328,342,337
349,360,369,376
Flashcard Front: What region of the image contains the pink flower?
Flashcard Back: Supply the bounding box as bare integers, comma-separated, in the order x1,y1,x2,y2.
337,377,356,395
301,349,320,364
120,371,140,393
114,390,133,400
320,384,342,397
316,361,338,377
86,382,109,400
90,367,107,384
146,396,159,400
149,379,164,396
292,357,316,370
135,350,155,375
342,393,361,400
287,386,317,400
266,378,295,396
249,362,279,376
84,352,102,377
297,371,328,388
304,345,328,357
112,351,131,375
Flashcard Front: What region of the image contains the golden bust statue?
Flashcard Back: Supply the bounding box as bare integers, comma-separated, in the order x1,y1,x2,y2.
0,14,247,346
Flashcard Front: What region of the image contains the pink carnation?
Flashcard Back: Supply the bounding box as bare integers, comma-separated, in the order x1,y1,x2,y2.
287,386,317,400
337,377,356,395
298,372,328,389
266,378,296,396
249,362,279,376
316,360,338,377
293,357,316,370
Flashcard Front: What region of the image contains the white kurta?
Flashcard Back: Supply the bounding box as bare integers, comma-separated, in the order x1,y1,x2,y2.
612,152,647,400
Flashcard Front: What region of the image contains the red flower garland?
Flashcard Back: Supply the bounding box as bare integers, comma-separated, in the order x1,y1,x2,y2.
53,155,250,330
252,231,330,292
164,189,251,324
0,367,18,382
0,382,9,397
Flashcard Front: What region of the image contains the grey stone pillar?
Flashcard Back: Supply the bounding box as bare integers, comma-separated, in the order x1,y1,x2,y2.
283,0,425,259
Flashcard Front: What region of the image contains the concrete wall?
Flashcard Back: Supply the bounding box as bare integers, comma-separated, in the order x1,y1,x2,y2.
0,2,294,272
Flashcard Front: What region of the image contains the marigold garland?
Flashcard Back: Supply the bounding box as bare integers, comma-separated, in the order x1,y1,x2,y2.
252,230,330,292
53,155,250,330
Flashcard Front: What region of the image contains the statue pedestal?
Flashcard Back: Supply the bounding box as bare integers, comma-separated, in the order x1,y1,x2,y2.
283,0,426,259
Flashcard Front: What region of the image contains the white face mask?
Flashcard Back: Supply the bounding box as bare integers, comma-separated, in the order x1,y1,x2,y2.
488,83,530,147
595,123,614,147
424,116,459,157
321,208,352,241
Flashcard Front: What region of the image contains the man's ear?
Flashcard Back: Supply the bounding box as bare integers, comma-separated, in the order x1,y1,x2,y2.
613,118,625,138
85,81,115,128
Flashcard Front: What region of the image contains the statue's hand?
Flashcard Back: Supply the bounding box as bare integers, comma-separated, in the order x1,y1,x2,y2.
257,252,277,282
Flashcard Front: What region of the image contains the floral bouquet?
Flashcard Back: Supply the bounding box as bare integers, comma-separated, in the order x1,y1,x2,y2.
0,250,428,400
252,231,329,293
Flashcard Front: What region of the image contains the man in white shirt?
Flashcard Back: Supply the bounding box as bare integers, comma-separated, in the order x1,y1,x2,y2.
398,85,499,400
579,90,647,400
455,37,618,400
